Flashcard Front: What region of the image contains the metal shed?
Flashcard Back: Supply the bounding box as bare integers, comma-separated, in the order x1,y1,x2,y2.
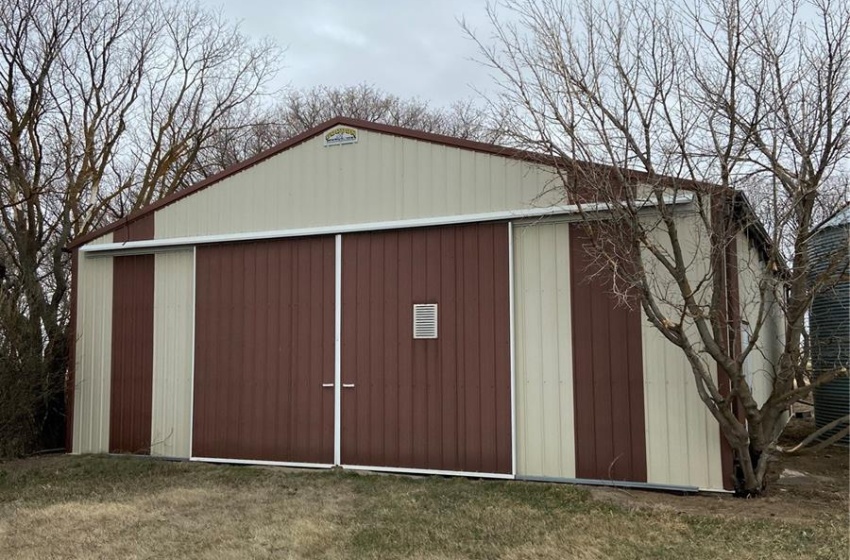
67,117,774,491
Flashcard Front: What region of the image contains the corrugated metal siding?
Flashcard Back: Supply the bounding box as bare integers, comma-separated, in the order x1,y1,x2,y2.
640,212,724,489
737,232,782,407
113,213,154,243
340,223,512,474
569,225,647,482
514,221,576,479
87,233,114,246
192,237,335,463
109,255,155,453
717,200,741,490
151,250,195,458
642,327,724,488
153,129,560,240
72,234,114,453
809,223,849,444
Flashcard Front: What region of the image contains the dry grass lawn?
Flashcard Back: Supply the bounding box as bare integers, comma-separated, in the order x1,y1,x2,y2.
0,445,846,559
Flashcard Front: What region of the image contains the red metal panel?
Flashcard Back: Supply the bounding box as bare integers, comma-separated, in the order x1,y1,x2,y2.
192,237,334,463
110,254,155,454
721,230,742,490
570,224,647,482
341,223,512,474
708,194,741,491
112,213,154,243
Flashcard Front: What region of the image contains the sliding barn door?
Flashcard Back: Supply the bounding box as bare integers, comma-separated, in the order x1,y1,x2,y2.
192,237,335,464
340,223,512,474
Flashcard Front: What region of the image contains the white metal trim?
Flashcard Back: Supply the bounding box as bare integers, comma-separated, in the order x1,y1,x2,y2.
508,221,517,477
149,254,159,455
334,234,342,466
188,246,197,459
191,457,333,469
80,195,694,255
517,474,702,493
341,464,515,480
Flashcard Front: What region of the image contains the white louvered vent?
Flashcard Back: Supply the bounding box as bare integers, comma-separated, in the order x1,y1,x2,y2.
413,304,438,339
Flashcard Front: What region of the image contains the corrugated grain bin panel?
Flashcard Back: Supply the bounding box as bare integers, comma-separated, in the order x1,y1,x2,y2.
192,237,335,463
340,223,512,474
109,254,155,454
153,129,559,240
151,250,195,458
72,234,115,453
514,221,576,479
569,225,647,483
809,217,849,445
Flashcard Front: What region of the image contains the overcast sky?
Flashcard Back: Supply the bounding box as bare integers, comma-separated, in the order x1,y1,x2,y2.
212,0,496,107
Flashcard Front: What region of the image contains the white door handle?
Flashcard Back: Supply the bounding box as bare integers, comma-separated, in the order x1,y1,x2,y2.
321,383,334,388
342,383,355,388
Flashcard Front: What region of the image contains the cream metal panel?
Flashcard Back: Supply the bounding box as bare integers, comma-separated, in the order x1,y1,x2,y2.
154,129,560,240
642,325,724,489
640,211,725,489
72,233,114,453
514,221,576,478
737,233,783,407
150,250,194,458
88,233,114,246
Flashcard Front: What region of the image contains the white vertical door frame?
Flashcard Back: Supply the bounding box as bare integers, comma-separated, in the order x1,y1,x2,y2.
334,234,343,465
508,221,517,478
149,254,159,453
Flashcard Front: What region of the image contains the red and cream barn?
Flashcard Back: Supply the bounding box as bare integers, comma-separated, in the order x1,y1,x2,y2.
67,118,782,492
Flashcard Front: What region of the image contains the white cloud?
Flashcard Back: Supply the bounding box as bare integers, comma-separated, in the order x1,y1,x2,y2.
210,0,495,106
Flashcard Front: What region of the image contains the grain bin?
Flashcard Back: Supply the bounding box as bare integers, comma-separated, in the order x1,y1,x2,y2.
808,209,850,445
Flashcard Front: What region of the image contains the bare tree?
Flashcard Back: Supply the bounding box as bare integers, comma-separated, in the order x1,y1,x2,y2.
193,83,505,173
0,0,281,456
279,83,502,140
467,0,849,495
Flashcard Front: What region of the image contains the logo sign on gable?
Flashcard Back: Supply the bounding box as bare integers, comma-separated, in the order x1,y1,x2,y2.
324,126,358,147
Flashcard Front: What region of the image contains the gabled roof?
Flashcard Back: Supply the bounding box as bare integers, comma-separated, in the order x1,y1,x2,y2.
67,117,553,249
66,116,776,260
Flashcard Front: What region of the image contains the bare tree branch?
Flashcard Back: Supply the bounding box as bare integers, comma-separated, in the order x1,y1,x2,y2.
467,0,850,495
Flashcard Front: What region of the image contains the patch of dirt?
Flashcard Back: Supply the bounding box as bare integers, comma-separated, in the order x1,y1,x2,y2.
591,418,848,524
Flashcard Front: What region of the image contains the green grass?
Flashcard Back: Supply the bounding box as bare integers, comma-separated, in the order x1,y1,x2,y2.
0,455,846,559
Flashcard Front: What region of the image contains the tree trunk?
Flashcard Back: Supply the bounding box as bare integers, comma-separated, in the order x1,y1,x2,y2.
733,444,767,496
